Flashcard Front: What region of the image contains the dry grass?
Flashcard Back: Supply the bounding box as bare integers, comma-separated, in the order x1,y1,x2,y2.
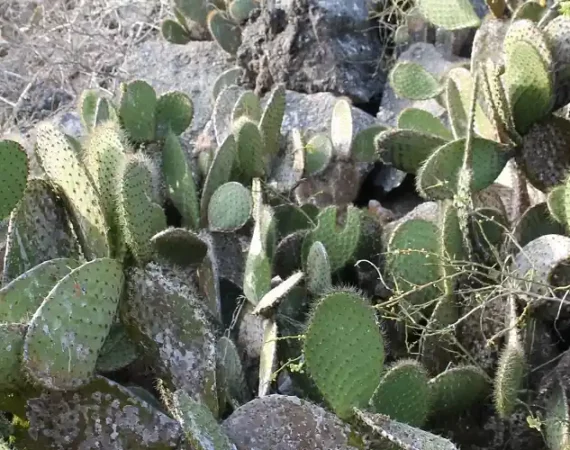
0,0,172,135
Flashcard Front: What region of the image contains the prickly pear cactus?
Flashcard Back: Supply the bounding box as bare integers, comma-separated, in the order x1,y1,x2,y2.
155,91,193,139
23,258,124,390
306,241,332,296
119,80,158,142
207,10,241,55
303,289,384,419
389,61,443,100
417,0,480,31
0,323,27,392
0,140,28,220
208,182,252,231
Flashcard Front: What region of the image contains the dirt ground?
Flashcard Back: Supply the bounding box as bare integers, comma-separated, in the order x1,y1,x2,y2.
0,0,171,135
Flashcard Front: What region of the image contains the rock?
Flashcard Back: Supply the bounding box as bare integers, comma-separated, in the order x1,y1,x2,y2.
222,395,361,450
237,0,384,103
122,40,235,146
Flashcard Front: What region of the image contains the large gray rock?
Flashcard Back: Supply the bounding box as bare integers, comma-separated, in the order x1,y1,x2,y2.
122,40,234,145
236,0,384,103
222,395,361,450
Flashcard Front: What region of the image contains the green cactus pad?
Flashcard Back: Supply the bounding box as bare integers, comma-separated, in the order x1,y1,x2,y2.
151,228,208,267
512,2,546,22
369,360,431,427
304,290,384,419
494,328,526,419
119,80,157,142
306,241,332,296
200,135,237,227
273,230,306,279
118,155,166,265
544,379,570,450
512,203,565,249
0,324,26,391
330,98,354,159
469,207,508,261
19,375,183,448
376,129,446,174
354,409,459,450
428,366,490,416
397,108,453,140
417,0,480,30
0,258,80,323
258,318,278,396
155,91,194,139
208,182,252,231
214,85,243,145
23,258,124,391
389,61,443,100
302,205,361,273
174,0,209,26
504,39,553,135
259,84,286,156
212,67,244,103
78,89,99,132
96,323,139,373
351,125,387,163
207,10,242,55
416,138,510,200
304,133,333,176
163,130,200,229
0,140,28,220
439,202,466,284
232,90,262,124
161,19,191,44
229,0,257,22
386,218,442,306
445,77,468,139
122,263,218,415
235,116,266,179
173,390,236,450
504,19,552,68
34,122,110,259
253,271,304,317
548,185,565,223
267,131,305,192
518,116,570,192
273,203,317,238
216,336,250,410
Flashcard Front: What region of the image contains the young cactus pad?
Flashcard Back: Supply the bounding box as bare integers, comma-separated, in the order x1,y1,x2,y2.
0,140,28,220
235,117,266,179
306,241,332,296
207,10,242,55
397,108,453,140
259,84,286,156
119,80,158,142
330,98,354,159
161,19,191,45
155,91,194,139
304,133,333,176
389,61,443,100
303,290,385,419
23,258,124,391
208,182,252,231
417,0,480,31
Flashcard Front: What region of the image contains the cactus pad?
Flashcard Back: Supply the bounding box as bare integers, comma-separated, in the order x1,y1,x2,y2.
548,185,565,223
118,155,166,265
354,409,459,450
259,84,286,156
397,108,453,140
416,138,509,200
302,205,361,273
200,135,237,227
0,323,26,391
253,271,304,317
376,129,446,174
235,117,266,179
0,258,80,323
258,318,278,396
212,67,244,103
23,258,124,391
119,80,157,142
78,89,100,132
208,182,252,231
216,336,250,410
429,366,490,416
214,85,243,145
330,98,353,159
389,61,443,100
161,19,191,44
306,241,332,296
304,133,333,175
229,0,257,23
96,323,139,373
0,140,28,219
386,218,442,306
174,0,209,26
163,130,200,229
122,263,218,415
512,203,565,249
155,91,194,139
243,210,272,305
351,125,387,163
207,10,242,55
35,122,110,259
504,40,553,135
304,290,384,419
232,90,262,124
417,0,480,30
369,360,431,427
494,326,526,418
173,390,236,450
544,379,570,450
2,179,80,284
151,228,208,267
544,16,570,109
